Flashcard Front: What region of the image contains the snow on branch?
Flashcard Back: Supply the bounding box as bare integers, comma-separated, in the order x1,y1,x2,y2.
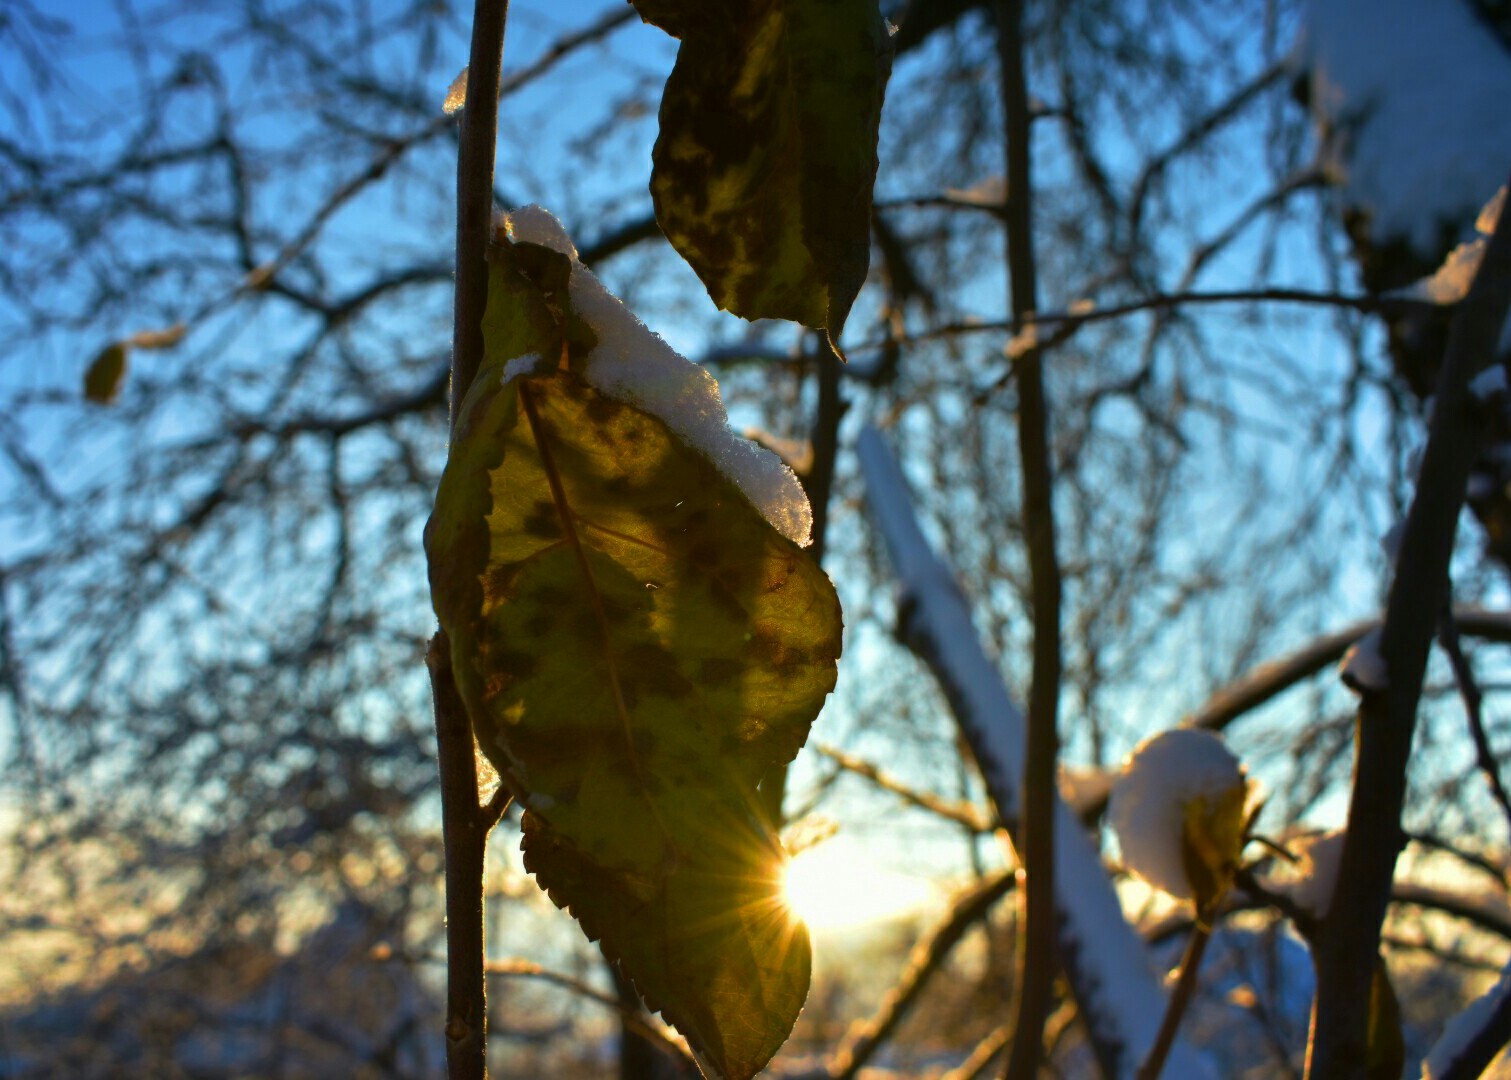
1422,954,1511,1080
856,425,1212,1079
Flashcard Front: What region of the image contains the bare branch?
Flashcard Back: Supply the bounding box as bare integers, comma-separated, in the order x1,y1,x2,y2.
994,4,1061,1074
1308,169,1511,1078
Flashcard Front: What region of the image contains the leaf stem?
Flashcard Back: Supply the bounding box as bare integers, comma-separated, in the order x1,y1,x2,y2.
1135,920,1213,1080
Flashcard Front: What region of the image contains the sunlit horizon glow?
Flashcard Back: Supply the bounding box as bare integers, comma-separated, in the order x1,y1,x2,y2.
781,836,937,934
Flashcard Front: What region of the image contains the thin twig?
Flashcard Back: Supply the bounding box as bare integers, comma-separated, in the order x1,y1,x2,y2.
994,3,1061,1076
941,1026,1013,1080
485,958,694,1066
451,0,510,431
1437,607,1511,838
1075,608,1511,826
857,287,1435,355
432,4,510,1080
815,744,992,832
1135,921,1212,1080
429,634,497,1080
761,336,846,825
828,870,1017,1079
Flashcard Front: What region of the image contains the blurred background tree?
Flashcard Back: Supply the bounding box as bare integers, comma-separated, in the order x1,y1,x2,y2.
2,0,1509,1075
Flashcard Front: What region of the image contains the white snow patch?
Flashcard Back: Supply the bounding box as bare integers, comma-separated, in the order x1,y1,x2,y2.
1482,186,1508,237
442,67,468,115
1404,238,1489,305
506,204,578,259
1005,322,1039,361
1300,0,1511,256
502,206,813,546
1424,954,1511,1078
945,175,1007,207
1339,627,1388,693
857,427,1214,1077
501,353,547,384
1109,729,1247,901
1278,829,1346,918
1393,187,1510,305
1058,765,1115,817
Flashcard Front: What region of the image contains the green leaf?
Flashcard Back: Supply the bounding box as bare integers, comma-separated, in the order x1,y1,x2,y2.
428,246,842,1079
633,0,891,347
83,342,129,404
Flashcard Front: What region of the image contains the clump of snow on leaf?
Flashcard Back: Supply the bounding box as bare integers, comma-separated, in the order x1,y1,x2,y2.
1109,729,1249,901
502,206,814,547
1300,0,1511,256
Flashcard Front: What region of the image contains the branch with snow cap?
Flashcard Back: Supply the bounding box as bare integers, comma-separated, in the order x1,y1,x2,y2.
857,425,1212,1079
1422,954,1511,1080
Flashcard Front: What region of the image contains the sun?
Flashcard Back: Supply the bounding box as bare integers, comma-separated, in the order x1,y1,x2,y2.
781,836,936,934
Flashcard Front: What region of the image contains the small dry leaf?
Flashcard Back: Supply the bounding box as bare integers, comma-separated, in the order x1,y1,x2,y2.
127,323,187,350
84,342,129,404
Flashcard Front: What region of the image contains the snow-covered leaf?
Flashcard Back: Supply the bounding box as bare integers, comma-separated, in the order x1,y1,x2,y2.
1109,729,1251,903
428,217,842,1079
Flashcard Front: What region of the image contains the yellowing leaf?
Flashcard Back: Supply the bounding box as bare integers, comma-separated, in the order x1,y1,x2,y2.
84,342,129,404
1179,780,1250,920
427,245,842,1079
632,0,891,347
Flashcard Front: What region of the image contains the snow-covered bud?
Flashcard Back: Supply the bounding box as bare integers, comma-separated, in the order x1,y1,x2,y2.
1110,729,1257,914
